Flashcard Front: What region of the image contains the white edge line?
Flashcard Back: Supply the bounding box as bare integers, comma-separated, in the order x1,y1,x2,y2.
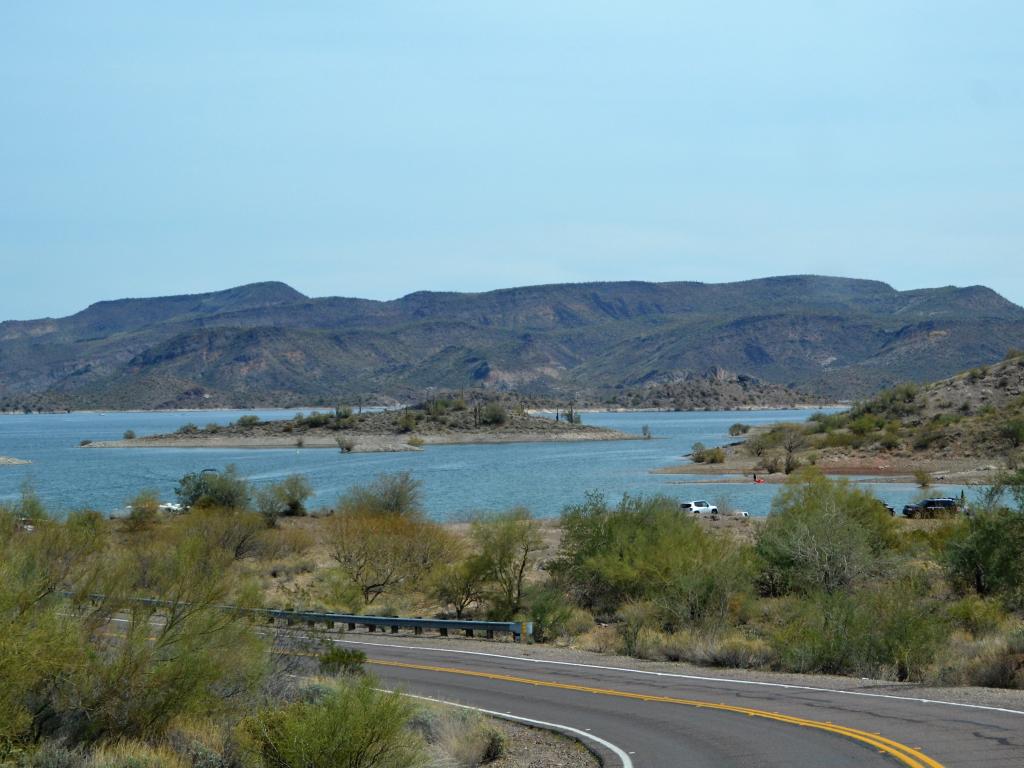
105,615,1024,718
335,637,1024,717
386,689,634,768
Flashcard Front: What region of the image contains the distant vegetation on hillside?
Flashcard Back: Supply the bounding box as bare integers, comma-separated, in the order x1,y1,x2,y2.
2,276,1023,410
748,351,1024,469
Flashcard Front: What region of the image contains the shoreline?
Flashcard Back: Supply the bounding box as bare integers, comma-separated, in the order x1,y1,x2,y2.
653,458,999,485
0,456,31,465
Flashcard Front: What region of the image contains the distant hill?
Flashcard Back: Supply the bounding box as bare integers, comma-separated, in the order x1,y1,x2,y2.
810,352,1024,460
2,276,1023,410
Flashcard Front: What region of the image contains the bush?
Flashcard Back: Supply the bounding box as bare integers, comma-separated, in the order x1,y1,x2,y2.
238,679,424,768
87,741,186,768
235,415,261,428
175,466,251,511
480,403,507,426
945,508,1024,608
728,423,751,436
255,475,313,525
318,647,366,676
175,423,199,435
555,493,752,627
705,447,726,464
122,430,136,441
406,436,424,448
946,595,1008,637
124,490,161,532
756,471,898,596
396,412,417,433
707,633,776,669
771,582,947,681
411,706,506,766
1000,420,1024,449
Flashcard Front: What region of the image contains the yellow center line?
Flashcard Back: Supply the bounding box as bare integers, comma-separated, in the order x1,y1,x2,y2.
368,659,944,768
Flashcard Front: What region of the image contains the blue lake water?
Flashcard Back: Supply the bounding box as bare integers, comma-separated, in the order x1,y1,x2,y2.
0,408,976,520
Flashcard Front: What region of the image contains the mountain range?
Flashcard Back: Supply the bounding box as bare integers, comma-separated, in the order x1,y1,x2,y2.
2,276,1023,410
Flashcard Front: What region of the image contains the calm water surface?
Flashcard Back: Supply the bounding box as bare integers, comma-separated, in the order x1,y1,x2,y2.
0,409,974,519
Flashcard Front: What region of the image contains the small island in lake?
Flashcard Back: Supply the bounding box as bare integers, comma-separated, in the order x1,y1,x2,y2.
0,456,31,465
84,399,638,452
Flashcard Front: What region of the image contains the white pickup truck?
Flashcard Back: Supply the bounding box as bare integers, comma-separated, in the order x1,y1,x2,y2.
680,500,718,515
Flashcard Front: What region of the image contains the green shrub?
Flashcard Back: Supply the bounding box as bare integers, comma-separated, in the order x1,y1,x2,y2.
396,412,417,433
705,447,726,464
728,423,751,436
124,490,161,532
175,465,251,511
235,415,261,428
946,596,1008,637
555,493,752,626
480,403,507,426
122,430,136,440
756,471,897,596
238,679,424,768
771,583,947,681
945,508,1024,608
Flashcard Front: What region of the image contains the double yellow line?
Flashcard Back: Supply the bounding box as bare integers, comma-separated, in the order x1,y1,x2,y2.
369,659,944,768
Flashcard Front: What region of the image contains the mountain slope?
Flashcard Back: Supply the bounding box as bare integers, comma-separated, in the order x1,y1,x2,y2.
2,276,1023,410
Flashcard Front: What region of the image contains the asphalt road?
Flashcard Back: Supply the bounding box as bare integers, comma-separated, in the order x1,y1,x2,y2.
321,635,1024,768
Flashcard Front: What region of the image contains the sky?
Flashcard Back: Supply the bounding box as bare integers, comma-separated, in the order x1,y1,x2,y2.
1,2,1022,319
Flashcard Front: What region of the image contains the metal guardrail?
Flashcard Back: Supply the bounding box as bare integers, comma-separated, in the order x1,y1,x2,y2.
68,593,532,643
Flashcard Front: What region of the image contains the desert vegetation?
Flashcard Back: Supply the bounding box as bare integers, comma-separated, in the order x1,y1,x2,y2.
5,463,1024,766
0,474,585,768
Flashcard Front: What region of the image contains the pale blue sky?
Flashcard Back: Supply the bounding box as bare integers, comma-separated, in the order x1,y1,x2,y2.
2,2,1022,319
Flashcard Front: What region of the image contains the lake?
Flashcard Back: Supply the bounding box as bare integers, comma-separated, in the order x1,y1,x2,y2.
0,408,975,520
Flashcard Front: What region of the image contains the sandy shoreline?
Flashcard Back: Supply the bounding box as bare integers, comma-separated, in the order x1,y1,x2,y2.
84,430,640,452
0,456,31,465
653,456,1000,485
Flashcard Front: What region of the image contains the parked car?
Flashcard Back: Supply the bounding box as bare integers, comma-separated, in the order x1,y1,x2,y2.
902,498,960,518
681,500,719,516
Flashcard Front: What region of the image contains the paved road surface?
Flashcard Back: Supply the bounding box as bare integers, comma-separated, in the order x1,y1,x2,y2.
324,636,1024,768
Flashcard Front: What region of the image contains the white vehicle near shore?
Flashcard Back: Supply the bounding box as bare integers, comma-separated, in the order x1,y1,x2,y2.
680,500,718,515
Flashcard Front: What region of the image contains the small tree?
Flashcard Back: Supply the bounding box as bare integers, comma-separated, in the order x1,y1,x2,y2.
472,508,544,618
124,489,160,532
432,556,490,618
122,429,136,440
641,424,652,439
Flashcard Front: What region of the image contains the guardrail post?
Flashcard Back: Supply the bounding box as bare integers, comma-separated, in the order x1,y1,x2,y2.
286,618,295,627
486,629,494,639
439,627,448,637
348,622,356,631
368,624,376,633
464,628,474,637
326,620,335,630
390,625,399,633
414,626,422,635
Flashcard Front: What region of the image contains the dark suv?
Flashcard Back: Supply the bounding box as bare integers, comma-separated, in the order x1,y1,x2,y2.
902,498,960,518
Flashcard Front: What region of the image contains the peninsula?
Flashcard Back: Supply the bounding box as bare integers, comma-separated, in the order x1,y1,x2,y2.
656,352,1024,484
